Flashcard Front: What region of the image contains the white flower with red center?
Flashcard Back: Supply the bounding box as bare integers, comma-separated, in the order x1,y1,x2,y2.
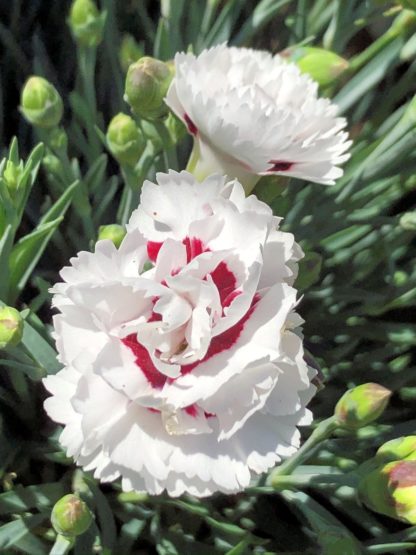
166,44,351,192
44,171,315,497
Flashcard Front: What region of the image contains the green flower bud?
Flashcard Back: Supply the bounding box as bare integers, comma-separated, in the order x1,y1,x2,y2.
296,251,323,290
20,76,63,129
98,224,126,248
359,460,416,524
125,57,174,120
119,34,144,74
106,113,145,166
3,161,23,194
376,436,416,462
400,211,416,230
334,383,391,430
0,306,24,350
283,46,349,87
68,0,105,47
51,494,93,537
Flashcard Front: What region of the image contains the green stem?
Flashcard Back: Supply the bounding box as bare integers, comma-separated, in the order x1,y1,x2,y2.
271,416,338,482
152,120,178,171
365,543,416,554
185,142,199,173
78,44,101,161
50,534,74,555
58,150,95,242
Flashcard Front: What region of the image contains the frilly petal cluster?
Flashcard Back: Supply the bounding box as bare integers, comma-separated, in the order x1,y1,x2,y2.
44,171,315,497
166,44,351,190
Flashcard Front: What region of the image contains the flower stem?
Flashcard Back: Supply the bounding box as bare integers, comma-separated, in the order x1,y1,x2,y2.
50,534,74,555
271,416,338,483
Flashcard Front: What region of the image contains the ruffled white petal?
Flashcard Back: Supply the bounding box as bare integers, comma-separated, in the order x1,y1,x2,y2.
44,170,315,497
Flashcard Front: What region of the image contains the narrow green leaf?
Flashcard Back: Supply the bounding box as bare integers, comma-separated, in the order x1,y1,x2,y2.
0,513,46,550
39,179,80,225
0,482,65,515
0,224,13,300
21,317,60,375
335,39,403,114
8,217,63,302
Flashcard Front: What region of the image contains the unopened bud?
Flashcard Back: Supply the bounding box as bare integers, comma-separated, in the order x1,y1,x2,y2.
119,34,144,73
282,46,349,86
359,460,416,524
0,306,24,350
334,383,391,430
400,211,416,230
51,494,93,537
98,224,126,248
3,161,23,194
376,436,416,462
106,113,144,166
68,0,106,47
20,76,63,129
125,57,174,120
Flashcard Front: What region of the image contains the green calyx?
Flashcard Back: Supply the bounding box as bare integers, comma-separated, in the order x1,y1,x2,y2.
68,0,106,47
51,494,93,537
106,113,145,166
334,382,391,430
125,57,174,120
20,76,63,129
283,46,349,87
376,436,416,462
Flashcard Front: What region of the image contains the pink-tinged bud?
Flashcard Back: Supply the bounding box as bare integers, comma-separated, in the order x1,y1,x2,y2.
376,436,416,462
359,460,416,524
334,383,391,430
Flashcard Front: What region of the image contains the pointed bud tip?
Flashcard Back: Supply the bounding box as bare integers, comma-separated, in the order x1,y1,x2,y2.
335,382,392,430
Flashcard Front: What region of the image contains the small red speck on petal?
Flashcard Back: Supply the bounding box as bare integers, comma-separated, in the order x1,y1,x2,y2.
184,113,198,136
268,160,293,172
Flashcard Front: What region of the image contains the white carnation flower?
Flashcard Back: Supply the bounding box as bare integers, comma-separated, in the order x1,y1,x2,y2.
44,171,315,497
166,44,351,191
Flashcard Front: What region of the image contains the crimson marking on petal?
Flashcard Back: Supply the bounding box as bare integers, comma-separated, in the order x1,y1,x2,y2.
184,404,198,417
222,289,241,308
122,334,167,389
180,294,260,376
147,241,163,262
182,237,205,263
210,261,237,308
267,160,293,172
184,113,198,136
